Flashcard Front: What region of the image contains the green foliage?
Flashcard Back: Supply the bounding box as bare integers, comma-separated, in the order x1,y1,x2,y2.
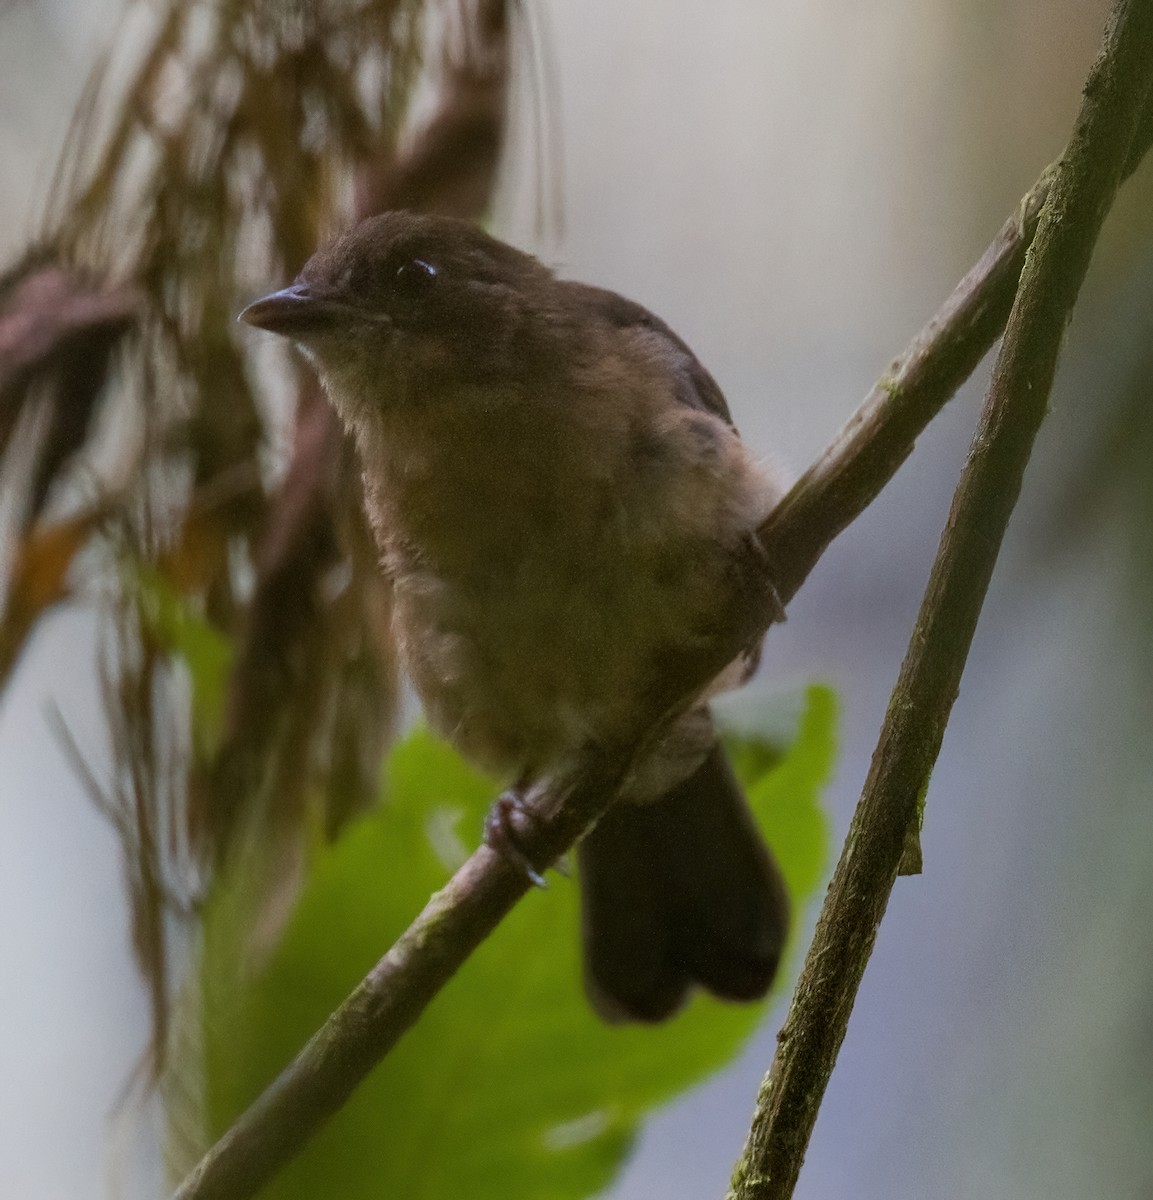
133,563,232,758
192,685,835,1200
723,684,835,903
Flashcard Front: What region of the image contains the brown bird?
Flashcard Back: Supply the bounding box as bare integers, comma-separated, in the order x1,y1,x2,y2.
241,211,789,1021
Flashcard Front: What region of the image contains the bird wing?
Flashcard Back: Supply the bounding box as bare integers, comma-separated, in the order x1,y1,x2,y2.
563,282,736,429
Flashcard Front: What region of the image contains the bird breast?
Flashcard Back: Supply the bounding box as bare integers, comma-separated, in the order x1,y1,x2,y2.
351,375,780,781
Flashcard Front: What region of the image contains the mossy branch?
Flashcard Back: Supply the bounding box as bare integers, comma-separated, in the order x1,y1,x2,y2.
728,3,1153,1196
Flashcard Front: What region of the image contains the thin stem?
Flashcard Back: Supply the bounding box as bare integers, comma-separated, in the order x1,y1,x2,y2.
728,3,1153,1197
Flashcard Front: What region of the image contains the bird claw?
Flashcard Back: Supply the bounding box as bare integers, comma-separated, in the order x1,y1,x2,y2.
766,576,787,625
484,791,548,888
750,534,787,624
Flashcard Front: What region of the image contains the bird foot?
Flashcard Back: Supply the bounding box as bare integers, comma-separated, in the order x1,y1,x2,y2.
483,791,549,888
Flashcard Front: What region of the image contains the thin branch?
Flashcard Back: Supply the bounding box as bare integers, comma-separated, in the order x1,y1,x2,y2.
729,3,1153,1197
173,23,1153,1200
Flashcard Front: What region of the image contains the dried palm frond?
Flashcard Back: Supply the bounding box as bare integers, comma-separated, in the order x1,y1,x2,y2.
5,0,525,1080
0,259,139,679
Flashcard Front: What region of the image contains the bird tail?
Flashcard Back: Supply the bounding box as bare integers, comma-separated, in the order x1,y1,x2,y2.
577,742,789,1022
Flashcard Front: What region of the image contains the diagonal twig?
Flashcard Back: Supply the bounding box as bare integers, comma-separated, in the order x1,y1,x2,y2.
728,3,1153,1197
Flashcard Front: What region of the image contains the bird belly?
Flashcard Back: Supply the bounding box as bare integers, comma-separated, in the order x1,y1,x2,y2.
372,396,782,782
392,540,673,778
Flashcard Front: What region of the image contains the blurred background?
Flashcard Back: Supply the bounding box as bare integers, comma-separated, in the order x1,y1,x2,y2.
3,0,1153,1198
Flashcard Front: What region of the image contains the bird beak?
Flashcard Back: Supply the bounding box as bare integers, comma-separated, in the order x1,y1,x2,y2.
238,284,350,337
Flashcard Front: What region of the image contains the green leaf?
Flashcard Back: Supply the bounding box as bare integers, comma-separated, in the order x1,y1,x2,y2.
192,685,836,1200
721,683,835,902
133,563,232,757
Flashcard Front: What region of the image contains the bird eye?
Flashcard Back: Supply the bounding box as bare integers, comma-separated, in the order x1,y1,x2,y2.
393,258,438,299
